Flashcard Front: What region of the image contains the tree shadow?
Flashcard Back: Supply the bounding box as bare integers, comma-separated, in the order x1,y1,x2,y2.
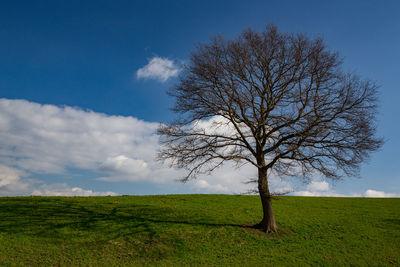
0,197,251,243
382,219,400,230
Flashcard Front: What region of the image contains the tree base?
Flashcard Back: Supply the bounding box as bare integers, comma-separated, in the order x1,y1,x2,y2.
252,221,278,233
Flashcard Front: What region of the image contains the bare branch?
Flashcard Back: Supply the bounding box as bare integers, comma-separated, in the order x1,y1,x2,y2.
158,24,383,186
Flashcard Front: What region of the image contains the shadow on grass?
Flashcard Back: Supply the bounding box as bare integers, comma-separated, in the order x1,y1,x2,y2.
0,197,255,243
382,219,400,230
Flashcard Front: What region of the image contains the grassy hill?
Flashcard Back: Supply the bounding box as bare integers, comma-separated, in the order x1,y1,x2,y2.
0,195,399,266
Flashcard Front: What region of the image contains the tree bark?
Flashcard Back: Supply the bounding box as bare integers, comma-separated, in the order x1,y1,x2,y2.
255,167,278,233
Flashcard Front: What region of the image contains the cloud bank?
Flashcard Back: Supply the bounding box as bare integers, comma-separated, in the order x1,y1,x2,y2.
0,98,257,196
364,189,397,198
136,57,180,82
0,98,397,197
0,164,116,196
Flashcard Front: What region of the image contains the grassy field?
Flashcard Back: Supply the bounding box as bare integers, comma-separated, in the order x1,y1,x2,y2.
0,195,399,266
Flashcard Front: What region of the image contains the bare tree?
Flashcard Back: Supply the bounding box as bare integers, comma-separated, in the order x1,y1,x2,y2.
157,25,383,233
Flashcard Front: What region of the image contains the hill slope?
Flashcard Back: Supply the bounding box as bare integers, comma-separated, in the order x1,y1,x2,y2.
0,195,399,266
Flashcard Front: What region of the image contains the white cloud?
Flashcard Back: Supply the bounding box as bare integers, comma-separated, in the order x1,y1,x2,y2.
192,116,243,137
292,180,399,198
306,181,330,192
193,179,229,193
0,98,255,195
0,164,116,196
136,57,180,82
1,98,396,198
31,184,117,196
98,155,150,181
293,180,346,197
0,98,160,182
0,165,25,187
363,189,398,198
294,190,346,197
0,165,32,195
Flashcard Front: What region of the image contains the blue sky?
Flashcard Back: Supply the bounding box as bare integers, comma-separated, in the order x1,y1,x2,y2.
0,0,399,197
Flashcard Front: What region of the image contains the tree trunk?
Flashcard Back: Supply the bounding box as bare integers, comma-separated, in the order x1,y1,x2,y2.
255,167,278,233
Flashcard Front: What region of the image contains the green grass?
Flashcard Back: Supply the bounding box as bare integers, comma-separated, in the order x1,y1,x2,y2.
0,195,399,266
